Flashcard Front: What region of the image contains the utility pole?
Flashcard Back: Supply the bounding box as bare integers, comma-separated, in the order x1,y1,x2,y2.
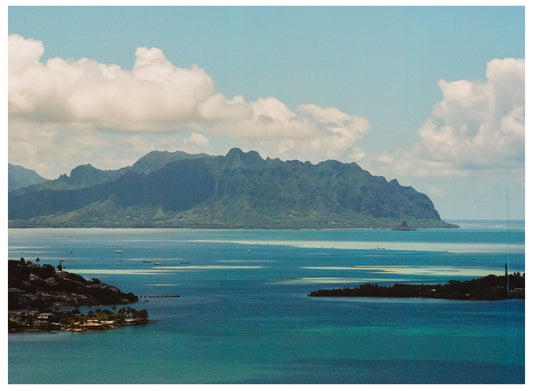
506,187,510,299
505,263,509,299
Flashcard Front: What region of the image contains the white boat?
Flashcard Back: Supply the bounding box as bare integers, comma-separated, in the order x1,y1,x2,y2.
115,250,123,253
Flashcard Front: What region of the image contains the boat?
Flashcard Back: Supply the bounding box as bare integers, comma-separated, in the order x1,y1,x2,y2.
115,250,123,253
152,261,161,265
141,260,151,263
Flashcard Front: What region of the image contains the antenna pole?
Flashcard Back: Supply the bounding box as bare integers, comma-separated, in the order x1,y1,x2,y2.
506,187,510,299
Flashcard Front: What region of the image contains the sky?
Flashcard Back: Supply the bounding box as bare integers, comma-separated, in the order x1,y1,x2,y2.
7,4,526,220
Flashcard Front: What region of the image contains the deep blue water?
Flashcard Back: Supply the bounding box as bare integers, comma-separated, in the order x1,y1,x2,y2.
8,221,525,384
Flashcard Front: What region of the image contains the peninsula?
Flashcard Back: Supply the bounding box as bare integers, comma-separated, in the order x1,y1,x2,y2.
8,148,454,229
8,258,149,333
308,273,525,301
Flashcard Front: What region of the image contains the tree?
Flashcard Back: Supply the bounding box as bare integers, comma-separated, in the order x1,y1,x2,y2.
138,310,148,320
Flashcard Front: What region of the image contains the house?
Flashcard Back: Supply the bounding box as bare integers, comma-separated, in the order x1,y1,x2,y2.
510,288,525,299
33,320,50,328
44,277,57,285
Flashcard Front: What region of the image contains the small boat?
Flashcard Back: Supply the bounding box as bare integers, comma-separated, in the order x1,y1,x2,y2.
115,250,123,253
152,261,161,265
141,260,151,263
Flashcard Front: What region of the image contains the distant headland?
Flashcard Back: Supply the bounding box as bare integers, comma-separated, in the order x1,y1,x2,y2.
8,148,456,229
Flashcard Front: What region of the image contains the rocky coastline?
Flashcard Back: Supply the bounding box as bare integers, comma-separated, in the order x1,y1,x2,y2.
8,257,149,333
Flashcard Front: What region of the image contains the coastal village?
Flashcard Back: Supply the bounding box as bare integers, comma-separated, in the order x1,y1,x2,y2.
8,257,149,333
9,306,149,333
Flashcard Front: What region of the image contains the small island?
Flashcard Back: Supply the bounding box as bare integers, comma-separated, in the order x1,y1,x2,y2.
391,221,416,231
8,257,149,333
308,273,525,301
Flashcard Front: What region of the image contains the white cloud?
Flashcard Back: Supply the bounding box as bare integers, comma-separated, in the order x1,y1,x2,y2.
421,58,524,170
365,57,525,179
186,132,210,148
9,34,372,176
359,58,525,220
197,94,251,123
8,34,368,143
10,34,524,219
9,36,215,130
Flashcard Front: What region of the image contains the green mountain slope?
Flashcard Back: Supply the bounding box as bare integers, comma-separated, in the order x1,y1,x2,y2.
8,148,453,229
8,164,49,191
10,150,210,197
130,150,213,174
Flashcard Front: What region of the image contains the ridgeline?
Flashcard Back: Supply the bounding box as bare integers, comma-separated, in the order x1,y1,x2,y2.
9,148,454,229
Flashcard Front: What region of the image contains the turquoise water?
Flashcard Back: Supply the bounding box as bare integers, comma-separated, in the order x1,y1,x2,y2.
8,221,525,384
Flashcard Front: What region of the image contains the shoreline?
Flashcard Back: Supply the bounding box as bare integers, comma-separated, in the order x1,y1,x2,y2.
9,307,150,334
8,258,151,334
308,274,525,301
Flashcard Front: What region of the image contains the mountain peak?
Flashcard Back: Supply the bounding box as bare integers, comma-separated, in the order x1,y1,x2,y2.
226,148,263,164
65,163,120,187
70,164,97,176
131,150,213,174
8,163,49,191
9,149,453,229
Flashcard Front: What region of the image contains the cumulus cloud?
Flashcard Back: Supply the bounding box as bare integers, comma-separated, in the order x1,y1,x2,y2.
422,58,524,168
365,57,525,179
358,57,525,220
9,34,372,176
8,34,368,140
12,33,522,196
9,35,215,130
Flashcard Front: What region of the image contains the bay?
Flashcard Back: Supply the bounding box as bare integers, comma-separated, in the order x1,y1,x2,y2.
7,221,525,384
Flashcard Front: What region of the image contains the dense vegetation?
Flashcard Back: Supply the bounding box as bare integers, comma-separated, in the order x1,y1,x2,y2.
8,258,138,310
308,273,525,300
9,307,149,333
9,148,453,229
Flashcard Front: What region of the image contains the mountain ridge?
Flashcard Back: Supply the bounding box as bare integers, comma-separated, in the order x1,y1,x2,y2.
8,163,49,191
9,150,214,195
8,148,454,229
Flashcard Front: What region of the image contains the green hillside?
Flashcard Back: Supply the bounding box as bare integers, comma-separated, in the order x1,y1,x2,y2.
8,164,49,191
8,148,454,229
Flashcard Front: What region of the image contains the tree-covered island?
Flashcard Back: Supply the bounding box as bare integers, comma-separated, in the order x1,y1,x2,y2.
308,273,525,301
8,258,149,333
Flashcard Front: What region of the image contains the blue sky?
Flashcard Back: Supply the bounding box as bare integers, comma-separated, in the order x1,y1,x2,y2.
7,5,526,220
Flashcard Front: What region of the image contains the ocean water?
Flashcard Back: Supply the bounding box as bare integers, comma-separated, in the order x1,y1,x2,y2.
8,221,525,384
